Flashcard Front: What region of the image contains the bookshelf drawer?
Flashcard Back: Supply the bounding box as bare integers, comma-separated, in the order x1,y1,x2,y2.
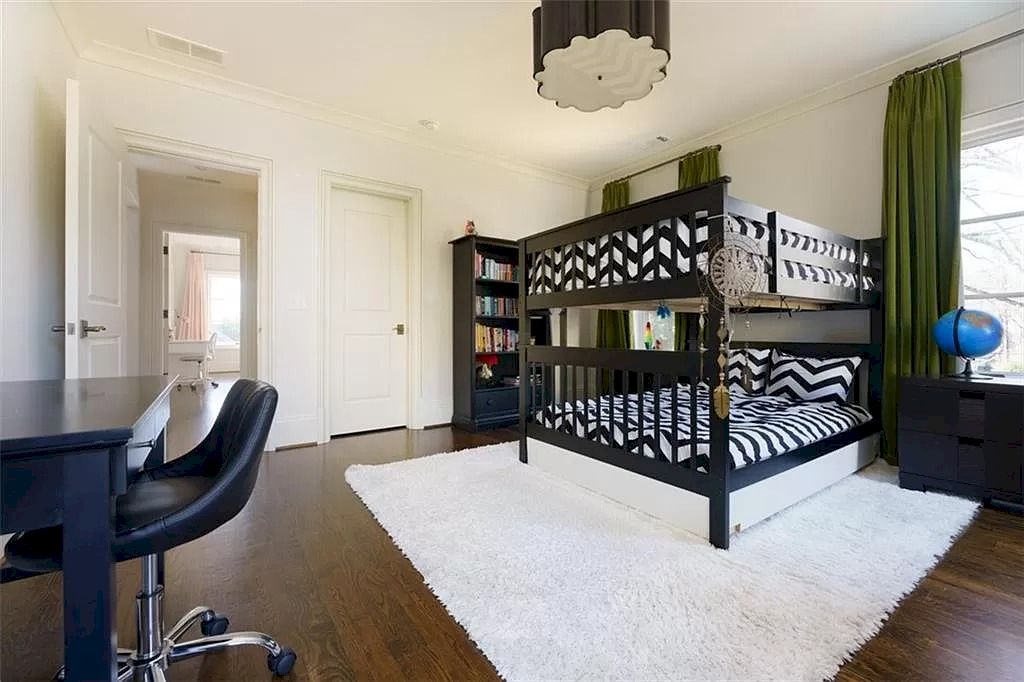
475,388,518,416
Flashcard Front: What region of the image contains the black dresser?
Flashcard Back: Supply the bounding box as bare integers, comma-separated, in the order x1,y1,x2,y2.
899,375,1023,508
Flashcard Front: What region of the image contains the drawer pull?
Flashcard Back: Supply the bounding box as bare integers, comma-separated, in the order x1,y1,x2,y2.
128,439,156,449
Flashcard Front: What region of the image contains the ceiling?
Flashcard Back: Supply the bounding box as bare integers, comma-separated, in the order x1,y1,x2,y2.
130,152,257,192
57,1,1019,182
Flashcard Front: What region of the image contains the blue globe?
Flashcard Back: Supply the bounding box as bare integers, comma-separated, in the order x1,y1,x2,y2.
933,308,1004,360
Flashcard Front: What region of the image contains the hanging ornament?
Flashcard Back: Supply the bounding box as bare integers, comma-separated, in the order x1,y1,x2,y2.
655,301,671,319
643,320,654,350
741,311,753,393
713,314,731,419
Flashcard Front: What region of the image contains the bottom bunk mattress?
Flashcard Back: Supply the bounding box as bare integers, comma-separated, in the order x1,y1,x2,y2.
534,384,871,470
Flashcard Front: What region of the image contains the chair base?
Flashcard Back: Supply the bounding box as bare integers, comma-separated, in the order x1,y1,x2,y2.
57,555,295,681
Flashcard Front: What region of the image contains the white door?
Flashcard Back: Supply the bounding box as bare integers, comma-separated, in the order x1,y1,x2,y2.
329,188,408,435
63,78,130,378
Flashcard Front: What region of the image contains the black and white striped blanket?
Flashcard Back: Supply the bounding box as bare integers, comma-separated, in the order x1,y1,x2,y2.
527,213,876,295
535,384,871,470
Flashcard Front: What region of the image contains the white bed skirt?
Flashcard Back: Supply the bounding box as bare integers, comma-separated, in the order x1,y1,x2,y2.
526,434,879,540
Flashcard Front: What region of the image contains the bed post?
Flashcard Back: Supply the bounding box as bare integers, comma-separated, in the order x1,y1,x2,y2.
519,239,530,464
866,237,884,422
707,184,731,550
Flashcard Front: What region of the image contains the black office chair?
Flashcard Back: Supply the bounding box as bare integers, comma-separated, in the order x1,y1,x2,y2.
4,379,296,681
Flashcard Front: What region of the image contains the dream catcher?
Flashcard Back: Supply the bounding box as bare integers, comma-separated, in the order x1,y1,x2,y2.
697,216,770,418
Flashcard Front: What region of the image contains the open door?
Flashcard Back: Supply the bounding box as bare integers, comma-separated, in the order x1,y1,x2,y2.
62,78,131,379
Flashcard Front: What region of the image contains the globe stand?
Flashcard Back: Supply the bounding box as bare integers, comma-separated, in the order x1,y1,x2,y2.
949,357,993,380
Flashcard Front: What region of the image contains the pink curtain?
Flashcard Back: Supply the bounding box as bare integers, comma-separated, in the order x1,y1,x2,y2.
176,252,209,340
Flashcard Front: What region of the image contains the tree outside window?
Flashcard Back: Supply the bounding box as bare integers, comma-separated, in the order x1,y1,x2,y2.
207,271,241,347
961,134,1024,374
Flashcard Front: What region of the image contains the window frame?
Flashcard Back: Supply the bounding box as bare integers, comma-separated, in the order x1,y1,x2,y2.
205,268,242,348
960,123,1024,375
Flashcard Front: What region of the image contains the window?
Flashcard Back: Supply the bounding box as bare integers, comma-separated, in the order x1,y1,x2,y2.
631,310,675,350
206,270,241,347
961,133,1024,373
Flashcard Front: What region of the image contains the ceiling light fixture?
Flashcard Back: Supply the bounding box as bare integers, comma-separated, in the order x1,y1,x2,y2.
532,0,670,112
418,119,440,131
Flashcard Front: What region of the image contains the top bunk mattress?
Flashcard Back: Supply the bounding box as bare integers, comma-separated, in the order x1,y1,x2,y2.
527,213,876,297
534,384,872,471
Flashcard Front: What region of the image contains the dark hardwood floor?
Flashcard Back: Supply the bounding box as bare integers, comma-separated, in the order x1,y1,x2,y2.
2,381,1022,681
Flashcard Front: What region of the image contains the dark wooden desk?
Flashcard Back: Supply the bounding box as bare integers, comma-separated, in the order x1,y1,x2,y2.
1,376,174,682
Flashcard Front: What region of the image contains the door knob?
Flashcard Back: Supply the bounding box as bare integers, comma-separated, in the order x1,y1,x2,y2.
80,320,107,338
51,322,75,335
393,323,406,335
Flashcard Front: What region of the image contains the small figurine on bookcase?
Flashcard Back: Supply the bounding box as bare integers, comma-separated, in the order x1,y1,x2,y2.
464,219,477,236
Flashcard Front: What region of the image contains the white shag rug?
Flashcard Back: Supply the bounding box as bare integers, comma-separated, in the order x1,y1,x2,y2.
345,443,977,681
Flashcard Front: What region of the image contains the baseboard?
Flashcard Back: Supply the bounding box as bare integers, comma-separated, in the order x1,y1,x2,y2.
269,414,319,451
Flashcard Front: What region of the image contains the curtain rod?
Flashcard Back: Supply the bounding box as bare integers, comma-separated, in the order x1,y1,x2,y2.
607,28,1022,186
614,144,721,183
905,27,1024,76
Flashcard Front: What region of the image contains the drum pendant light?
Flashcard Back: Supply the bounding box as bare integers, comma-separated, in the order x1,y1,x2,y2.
532,0,670,112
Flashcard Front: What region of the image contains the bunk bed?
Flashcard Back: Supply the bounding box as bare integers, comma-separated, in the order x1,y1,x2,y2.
517,177,883,549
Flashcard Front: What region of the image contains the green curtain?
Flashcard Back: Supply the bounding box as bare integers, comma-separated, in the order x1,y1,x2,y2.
678,147,721,190
675,146,722,350
881,61,962,464
597,179,632,356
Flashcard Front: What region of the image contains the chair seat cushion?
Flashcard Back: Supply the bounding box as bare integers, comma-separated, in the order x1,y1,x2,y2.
3,476,213,573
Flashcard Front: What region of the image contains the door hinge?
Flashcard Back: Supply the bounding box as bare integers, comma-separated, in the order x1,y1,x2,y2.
162,246,169,255
162,309,169,319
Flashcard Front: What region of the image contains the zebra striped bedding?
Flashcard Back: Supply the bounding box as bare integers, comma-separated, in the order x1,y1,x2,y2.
535,384,871,470
526,213,876,296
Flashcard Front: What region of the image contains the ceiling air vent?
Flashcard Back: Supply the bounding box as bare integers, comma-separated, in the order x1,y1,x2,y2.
148,28,225,66
185,175,222,185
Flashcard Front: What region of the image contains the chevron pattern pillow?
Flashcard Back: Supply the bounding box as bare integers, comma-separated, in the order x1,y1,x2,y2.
727,348,771,394
766,350,861,403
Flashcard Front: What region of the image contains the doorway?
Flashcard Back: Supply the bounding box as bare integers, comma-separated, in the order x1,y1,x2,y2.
162,230,246,386
328,187,410,435
128,151,259,383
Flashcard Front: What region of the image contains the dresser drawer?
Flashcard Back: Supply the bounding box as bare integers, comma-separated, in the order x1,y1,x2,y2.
957,441,986,487
474,388,518,416
899,383,957,434
899,431,956,480
985,392,1024,443
957,393,986,439
985,441,1022,495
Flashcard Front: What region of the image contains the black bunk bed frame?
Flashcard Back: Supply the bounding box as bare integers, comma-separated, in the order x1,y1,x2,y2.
517,177,883,549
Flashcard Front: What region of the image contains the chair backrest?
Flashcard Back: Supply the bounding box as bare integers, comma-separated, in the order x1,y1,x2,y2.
157,379,277,545
207,332,218,361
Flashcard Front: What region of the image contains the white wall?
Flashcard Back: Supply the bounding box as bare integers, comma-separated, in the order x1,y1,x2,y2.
80,61,586,445
0,2,78,380
586,30,1024,240
138,171,256,377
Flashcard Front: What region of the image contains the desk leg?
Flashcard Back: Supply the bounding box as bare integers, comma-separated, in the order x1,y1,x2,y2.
62,447,117,682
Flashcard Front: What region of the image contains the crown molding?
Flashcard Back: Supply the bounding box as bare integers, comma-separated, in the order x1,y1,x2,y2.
587,10,1024,191
75,40,590,191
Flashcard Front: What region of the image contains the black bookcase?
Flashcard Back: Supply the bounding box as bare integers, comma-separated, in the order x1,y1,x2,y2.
451,235,548,430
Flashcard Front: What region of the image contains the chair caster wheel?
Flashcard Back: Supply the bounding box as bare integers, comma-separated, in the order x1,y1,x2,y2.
267,647,297,676
200,613,230,636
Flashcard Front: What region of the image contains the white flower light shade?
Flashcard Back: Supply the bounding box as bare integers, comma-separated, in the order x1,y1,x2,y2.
532,0,670,112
